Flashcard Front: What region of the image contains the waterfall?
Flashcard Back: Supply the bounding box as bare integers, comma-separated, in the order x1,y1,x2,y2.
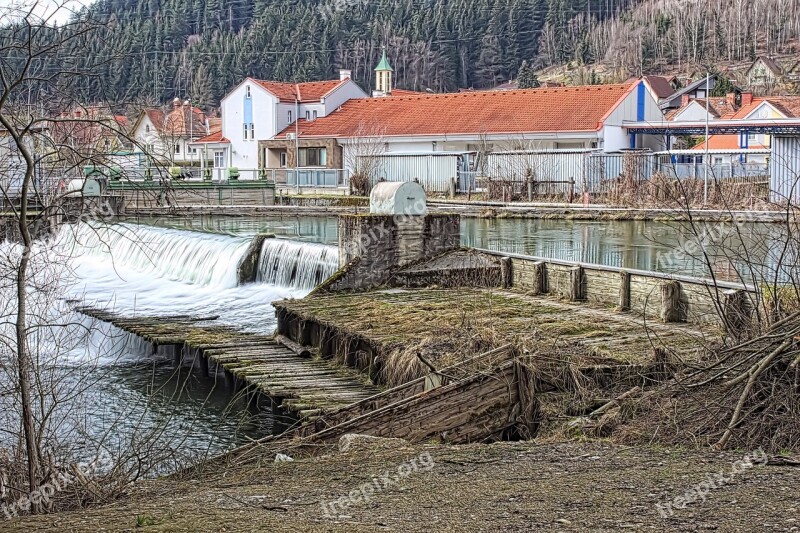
59,222,252,288
256,239,338,290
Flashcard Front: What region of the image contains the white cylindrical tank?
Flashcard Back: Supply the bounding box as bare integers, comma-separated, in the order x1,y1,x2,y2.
369,181,427,216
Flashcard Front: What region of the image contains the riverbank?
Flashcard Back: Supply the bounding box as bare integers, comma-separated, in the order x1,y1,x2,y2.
10,439,799,532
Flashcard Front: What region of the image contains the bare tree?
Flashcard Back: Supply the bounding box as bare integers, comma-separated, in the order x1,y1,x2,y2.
342,121,387,195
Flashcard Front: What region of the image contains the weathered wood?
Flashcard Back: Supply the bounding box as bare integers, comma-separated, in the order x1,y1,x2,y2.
274,334,314,358
723,289,750,336
619,270,631,311
570,265,586,301
500,256,513,289
661,280,687,323
75,306,379,421
533,261,548,294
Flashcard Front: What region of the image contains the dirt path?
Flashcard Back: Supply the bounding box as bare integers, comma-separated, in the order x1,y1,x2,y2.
6,440,799,532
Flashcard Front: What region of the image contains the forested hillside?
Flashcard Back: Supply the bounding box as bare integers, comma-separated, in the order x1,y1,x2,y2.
8,0,799,109
72,0,631,107
558,0,800,78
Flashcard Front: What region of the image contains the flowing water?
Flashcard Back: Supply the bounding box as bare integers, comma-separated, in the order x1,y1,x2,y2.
0,221,340,470
0,213,784,471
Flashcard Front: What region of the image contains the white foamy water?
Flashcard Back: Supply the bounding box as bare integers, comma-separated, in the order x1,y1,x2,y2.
257,238,338,290
54,222,336,335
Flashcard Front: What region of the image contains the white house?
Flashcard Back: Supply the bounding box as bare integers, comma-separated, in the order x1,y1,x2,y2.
193,72,367,174
131,98,210,169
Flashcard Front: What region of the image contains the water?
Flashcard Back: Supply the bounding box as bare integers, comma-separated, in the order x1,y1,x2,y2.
136,215,785,279
1,221,338,471
1,213,782,473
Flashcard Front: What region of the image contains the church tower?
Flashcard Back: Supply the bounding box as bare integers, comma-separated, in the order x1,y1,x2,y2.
373,47,393,97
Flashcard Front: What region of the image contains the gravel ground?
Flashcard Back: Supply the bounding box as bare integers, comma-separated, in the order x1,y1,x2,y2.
5,440,800,532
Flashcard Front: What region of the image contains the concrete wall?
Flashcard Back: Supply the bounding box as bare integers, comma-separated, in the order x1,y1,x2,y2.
500,250,752,325
321,214,460,291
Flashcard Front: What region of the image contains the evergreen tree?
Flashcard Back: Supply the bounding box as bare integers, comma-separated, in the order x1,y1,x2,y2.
517,60,539,89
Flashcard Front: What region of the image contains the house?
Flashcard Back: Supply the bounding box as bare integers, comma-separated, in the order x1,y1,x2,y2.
262,72,663,191
197,71,367,174
745,56,784,92
49,106,132,173
692,94,800,163
660,75,725,110
131,98,209,169
667,94,740,122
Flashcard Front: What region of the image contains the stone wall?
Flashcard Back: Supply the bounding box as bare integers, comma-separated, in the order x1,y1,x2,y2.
319,213,461,292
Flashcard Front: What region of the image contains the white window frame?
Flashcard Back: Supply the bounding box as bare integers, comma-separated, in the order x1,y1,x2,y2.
279,152,287,167
245,85,251,99
213,150,225,168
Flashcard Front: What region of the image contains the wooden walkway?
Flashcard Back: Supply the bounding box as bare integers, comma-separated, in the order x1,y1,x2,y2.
77,307,379,422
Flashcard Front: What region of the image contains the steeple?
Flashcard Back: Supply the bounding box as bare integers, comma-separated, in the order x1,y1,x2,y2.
374,47,393,96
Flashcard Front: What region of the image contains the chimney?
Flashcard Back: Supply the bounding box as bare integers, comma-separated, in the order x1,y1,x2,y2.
681,93,690,106
741,92,753,106
726,92,736,107
339,69,352,81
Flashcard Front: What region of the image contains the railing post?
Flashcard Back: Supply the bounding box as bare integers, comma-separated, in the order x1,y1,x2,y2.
500,257,513,289
569,265,586,301
660,280,687,322
619,270,631,311
533,261,548,295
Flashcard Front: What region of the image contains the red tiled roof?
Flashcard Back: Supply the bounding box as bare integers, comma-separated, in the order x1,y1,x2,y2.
253,79,348,103
389,88,425,96
763,96,800,118
275,83,635,139
193,130,229,143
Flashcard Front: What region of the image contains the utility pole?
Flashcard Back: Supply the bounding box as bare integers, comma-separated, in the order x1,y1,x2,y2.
703,73,710,206
295,89,300,193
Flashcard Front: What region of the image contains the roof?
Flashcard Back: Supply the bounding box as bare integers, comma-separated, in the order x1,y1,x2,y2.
193,130,229,144
253,79,349,103
389,89,425,96
375,49,393,72
644,76,675,99
274,83,635,139
137,103,207,139
690,96,800,150
763,96,800,118
693,97,738,119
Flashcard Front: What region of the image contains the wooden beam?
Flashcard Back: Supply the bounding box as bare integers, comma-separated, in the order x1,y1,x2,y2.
570,265,586,301
533,261,548,294
619,270,631,311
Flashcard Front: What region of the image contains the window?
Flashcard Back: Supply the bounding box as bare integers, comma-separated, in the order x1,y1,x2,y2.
103,139,111,151
243,123,255,140
305,110,311,121
298,147,327,167
279,152,288,167
288,110,293,123
214,150,225,168
145,125,150,133
175,143,181,154
245,85,251,99
748,132,758,143
312,110,318,120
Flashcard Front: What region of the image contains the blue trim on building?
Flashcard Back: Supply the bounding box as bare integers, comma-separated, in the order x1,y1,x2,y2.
636,82,646,121
243,96,253,124
629,133,636,149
